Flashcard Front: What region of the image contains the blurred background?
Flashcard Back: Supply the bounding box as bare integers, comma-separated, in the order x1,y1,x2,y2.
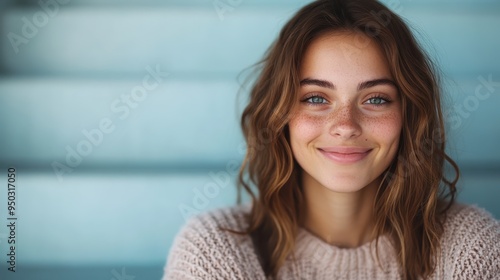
0,0,499,279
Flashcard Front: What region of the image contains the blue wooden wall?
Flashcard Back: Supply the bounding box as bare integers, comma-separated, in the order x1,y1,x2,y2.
0,0,499,279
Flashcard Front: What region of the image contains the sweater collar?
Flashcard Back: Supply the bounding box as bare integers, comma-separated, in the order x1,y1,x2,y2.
290,227,397,271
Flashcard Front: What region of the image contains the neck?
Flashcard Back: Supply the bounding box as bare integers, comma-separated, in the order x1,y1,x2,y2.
301,173,379,248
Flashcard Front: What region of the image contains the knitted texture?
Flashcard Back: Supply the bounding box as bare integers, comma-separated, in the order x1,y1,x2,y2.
163,203,500,279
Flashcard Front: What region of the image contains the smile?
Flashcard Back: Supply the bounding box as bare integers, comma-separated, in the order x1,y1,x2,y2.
317,147,372,164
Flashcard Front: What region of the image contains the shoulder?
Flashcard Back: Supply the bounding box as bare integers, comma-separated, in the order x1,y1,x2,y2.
163,204,265,280
442,202,500,241
440,203,500,279
443,203,499,231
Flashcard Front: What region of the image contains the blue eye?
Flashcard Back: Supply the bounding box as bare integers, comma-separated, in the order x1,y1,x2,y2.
365,97,388,105
303,95,328,104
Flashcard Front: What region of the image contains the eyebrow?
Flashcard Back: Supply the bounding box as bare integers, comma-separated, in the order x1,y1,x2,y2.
300,78,397,91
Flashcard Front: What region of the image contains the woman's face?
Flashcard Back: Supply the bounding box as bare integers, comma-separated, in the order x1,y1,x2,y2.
289,31,402,193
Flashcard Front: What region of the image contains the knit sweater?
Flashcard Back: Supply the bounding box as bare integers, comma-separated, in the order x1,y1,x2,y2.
163,203,500,279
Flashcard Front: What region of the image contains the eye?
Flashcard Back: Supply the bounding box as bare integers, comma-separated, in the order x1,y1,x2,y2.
364,96,389,106
302,95,328,105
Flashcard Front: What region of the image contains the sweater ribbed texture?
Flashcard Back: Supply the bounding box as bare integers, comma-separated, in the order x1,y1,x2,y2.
163,203,500,279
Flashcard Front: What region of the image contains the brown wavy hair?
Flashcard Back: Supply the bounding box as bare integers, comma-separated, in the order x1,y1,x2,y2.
234,0,459,279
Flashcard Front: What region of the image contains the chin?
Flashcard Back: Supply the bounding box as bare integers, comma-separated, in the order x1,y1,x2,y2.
322,181,369,193
313,171,380,194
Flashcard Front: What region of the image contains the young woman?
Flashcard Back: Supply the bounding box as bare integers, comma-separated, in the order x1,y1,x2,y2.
163,0,500,279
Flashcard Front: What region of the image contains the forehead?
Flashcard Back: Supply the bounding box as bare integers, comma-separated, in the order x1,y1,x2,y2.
300,31,392,82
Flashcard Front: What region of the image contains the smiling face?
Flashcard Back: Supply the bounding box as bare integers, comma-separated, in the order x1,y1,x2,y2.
289,31,402,193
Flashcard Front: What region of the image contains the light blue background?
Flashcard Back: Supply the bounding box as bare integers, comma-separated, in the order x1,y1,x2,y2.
0,0,499,279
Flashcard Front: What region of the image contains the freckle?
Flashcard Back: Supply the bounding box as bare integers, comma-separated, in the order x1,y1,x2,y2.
293,112,325,129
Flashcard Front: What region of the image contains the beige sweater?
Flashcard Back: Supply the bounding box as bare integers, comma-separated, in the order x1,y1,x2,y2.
163,203,500,279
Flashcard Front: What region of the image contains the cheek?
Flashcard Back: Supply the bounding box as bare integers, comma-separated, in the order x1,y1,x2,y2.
289,111,325,145
364,111,402,147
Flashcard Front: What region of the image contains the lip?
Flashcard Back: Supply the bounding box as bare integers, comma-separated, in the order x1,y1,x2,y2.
318,146,372,164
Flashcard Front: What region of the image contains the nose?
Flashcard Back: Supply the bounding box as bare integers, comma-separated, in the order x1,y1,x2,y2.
329,104,362,139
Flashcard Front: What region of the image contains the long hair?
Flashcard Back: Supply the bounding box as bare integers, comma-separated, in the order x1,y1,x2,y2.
235,0,459,279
